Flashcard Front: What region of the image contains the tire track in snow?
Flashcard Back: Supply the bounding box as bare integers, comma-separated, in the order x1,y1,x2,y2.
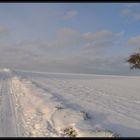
0,71,20,137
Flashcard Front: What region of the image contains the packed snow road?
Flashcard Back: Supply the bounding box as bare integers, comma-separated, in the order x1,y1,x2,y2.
0,70,20,137
0,69,140,137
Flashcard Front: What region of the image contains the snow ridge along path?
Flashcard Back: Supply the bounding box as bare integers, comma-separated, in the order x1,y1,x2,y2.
10,76,117,137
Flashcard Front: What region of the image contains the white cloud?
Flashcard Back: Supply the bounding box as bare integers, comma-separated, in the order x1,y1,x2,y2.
47,28,82,49
81,30,123,52
0,27,131,75
63,10,78,20
121,8,140,21
82,30,113,42
128,35,140,46
121,9,132,16
56,52,132,75
116,31,124,37
0,26,10,34
132,14,140,20
57,28,78,38
44,28,123,58
125,3,140,7
82,41,114,53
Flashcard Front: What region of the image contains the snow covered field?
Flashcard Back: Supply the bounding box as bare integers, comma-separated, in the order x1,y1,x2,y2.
0,69,140,137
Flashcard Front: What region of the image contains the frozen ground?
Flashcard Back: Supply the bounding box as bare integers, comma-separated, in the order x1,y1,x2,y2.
0,69,140,137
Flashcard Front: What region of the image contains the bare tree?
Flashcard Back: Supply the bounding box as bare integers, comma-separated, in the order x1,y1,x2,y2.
127,53,140,69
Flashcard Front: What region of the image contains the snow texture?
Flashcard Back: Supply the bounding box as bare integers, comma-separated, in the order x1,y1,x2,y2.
0,69,140,137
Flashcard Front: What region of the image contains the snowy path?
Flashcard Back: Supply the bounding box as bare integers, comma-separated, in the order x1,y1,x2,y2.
0,71,20,137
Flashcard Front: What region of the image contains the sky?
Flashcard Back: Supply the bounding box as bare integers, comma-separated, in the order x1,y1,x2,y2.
0,3,140,75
